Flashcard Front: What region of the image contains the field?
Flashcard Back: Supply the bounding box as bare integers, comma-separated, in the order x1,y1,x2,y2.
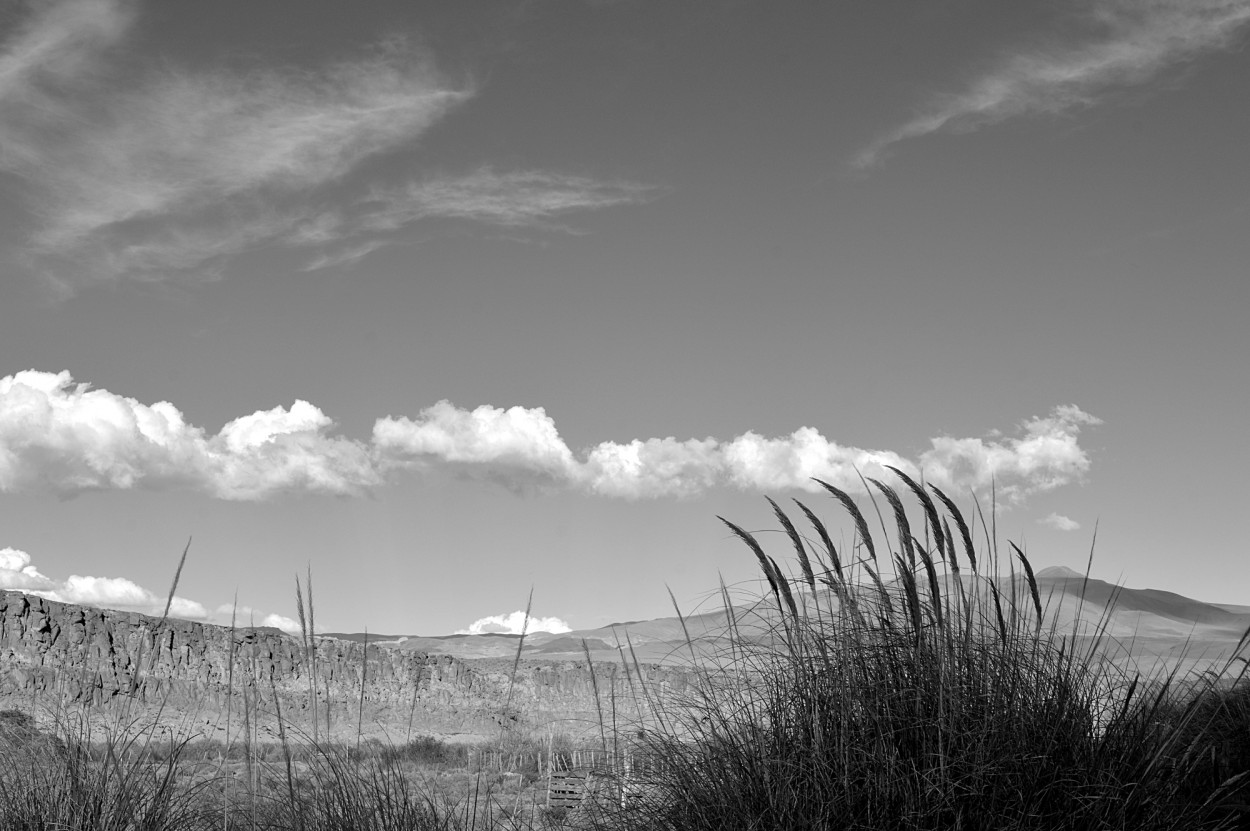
2,475,1249,830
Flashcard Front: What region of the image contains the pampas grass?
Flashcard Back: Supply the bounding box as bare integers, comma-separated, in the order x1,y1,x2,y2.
613,474,1250,831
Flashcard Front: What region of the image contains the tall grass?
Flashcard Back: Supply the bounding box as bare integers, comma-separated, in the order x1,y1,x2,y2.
615,474,1250,830
0,716,540,831
0,714,219,831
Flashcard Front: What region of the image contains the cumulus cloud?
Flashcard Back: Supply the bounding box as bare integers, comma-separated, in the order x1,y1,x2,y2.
41,575,209,620
0,548,55,591
581,437,723,498
1,370,1101,502
379,400,1098,502
0,0,652,290
856,0,1250,168
261,614,303,635
374,400,579,492
0,547,208,620
918,405,1102,504
0,370,378,499
720,429,914,494
1040,512,1081,532
457,611,572,636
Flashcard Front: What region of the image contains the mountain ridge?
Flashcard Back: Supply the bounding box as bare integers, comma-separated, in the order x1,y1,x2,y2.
326,571,1250,666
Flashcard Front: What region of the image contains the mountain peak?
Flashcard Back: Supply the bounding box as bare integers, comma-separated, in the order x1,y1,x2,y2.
1035,565,1086,579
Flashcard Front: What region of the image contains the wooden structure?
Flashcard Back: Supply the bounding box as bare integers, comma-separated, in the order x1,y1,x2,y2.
547,768,595,809
545,750,667,810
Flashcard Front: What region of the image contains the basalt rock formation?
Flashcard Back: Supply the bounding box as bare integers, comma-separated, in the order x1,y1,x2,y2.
0,591,690,743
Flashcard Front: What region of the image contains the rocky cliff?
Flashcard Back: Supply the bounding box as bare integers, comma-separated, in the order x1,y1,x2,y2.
0,591,691,743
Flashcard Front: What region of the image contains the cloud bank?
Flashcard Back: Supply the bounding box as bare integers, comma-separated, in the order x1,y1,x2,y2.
0,370,378,499
457,611,572,636
857,0,1250,168
376,398,1102,503
0,0,652,290
1,370,1101,502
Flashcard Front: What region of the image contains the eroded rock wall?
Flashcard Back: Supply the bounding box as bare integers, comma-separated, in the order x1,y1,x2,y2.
0,591,690,741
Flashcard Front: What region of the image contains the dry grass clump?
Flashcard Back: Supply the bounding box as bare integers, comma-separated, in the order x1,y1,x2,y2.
612,473,1250,831
0,721,553,830
0,714,218,831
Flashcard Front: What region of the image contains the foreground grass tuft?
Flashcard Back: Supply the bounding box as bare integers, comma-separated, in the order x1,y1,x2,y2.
615,476,1250,830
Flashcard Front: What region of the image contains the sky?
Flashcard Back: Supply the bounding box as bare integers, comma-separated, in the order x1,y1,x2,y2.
0,0,1247,636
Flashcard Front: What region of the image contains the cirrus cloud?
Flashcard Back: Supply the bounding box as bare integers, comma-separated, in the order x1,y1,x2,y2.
856,0,1250,169
0,0,655,291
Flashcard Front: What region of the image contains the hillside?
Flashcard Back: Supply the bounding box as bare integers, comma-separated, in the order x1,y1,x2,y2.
0,590,691,744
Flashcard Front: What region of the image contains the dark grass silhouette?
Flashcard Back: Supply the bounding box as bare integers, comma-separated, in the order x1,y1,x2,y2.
605,475,1250,831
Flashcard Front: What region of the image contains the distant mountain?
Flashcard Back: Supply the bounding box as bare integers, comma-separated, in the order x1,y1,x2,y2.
327,570,1250,672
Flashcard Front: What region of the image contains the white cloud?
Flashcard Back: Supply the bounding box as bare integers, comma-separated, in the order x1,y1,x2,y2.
580,437,723,498
0,547,208,620
1,370,1101,503
261,614,303,635
378,402,1099,501
0,1,654,291
40,575,210,621
856,0,1250,168
219,401,334,454
0,548,55,591
0,369,378,499
0,547,310,633
720,429,914,494
374,400,579,492
457,611,572,636
919,405,1102,504
377,401,1100,501
1040,512,1081,532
